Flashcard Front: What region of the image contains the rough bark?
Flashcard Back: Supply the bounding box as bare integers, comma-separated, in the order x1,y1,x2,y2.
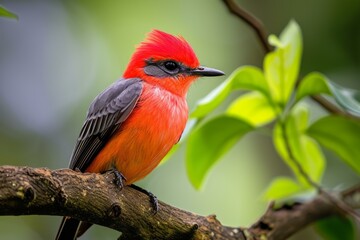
0,166,358,239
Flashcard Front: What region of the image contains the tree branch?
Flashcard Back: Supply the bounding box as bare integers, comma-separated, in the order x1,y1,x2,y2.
0,165,244,240
222,0,271,52
0,166,359,239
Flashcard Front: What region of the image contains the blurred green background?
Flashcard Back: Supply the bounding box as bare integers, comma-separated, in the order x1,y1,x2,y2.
0,0,359,239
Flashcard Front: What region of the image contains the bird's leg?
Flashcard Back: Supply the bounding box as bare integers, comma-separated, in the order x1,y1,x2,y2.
130,184,159,214
102,169,158,213
103,168,127,189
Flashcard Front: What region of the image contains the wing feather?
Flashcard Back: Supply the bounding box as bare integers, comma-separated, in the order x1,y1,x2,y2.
69,78,143,171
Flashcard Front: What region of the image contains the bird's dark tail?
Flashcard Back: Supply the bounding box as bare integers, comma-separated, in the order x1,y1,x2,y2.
55,217,81,240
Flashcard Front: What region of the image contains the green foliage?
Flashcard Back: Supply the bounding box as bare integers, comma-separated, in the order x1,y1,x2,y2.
0,5,18,20
271,105,325,194
184,19,360,199
186,115,253,189
295,72,331,102
263,176,304,200
297,72,360,116
265,20,302,107
315,216,355,240
181,18,360,240
227,92,276,126
308,116,360,174
190,66,271,119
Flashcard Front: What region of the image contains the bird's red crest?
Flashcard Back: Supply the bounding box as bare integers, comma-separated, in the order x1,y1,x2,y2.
124,30,200,78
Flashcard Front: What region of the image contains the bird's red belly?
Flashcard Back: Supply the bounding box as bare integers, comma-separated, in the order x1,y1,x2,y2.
86,85,188,184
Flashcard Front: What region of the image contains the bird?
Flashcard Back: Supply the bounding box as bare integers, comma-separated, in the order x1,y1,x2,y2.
55,29,224,240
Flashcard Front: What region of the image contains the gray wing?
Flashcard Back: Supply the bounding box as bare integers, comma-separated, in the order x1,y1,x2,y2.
69,78,143,171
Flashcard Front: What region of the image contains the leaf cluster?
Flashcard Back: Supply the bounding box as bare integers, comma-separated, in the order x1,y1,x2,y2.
169,21,360,238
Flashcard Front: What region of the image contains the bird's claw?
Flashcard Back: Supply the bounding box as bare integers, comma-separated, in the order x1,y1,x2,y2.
148,191,159,214
104,168,127,189
130,184,159,214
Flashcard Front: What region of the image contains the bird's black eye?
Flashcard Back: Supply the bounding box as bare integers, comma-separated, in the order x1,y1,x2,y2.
164,61,178,72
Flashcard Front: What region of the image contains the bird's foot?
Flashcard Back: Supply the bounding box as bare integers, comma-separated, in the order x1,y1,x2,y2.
130,184,159,214
104,168,127,189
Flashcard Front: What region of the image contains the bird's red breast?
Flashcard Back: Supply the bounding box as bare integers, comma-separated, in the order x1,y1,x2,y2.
85,82,188,184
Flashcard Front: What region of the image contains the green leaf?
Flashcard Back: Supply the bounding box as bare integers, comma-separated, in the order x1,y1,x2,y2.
264,20,302,106
315,216,355,240
227,92,277,126
296,72,360,116
186,115,253,189
296,72,331,102
330,82,360,116
263,176,304,200
0,5,18,20
273,105,326,186
190,66,270,118
264,51,283,104
307,116,360,174
268,35,284,48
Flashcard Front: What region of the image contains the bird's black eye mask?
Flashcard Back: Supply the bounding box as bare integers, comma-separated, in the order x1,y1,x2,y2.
144,59,190,78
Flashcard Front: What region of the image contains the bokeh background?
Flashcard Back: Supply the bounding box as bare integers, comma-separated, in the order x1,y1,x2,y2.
0,0,359,239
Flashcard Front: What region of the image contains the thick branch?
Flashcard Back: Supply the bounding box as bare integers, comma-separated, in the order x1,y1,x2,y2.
0,165,244,240
0,166,359,239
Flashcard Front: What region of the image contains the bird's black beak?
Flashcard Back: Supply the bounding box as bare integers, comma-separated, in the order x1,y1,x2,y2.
190,66,225,77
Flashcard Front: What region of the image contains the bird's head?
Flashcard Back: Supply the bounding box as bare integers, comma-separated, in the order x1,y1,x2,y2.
123,30,224,97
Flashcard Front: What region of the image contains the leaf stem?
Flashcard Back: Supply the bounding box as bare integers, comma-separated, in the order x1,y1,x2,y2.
279,119,360,222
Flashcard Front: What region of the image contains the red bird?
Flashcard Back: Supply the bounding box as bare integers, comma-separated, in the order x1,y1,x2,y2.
56,30,224,239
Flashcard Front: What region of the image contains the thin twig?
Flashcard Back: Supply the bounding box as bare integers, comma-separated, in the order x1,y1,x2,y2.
310,95,345,115
222,0,271,52
280,121,360,222
311,95,360,121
